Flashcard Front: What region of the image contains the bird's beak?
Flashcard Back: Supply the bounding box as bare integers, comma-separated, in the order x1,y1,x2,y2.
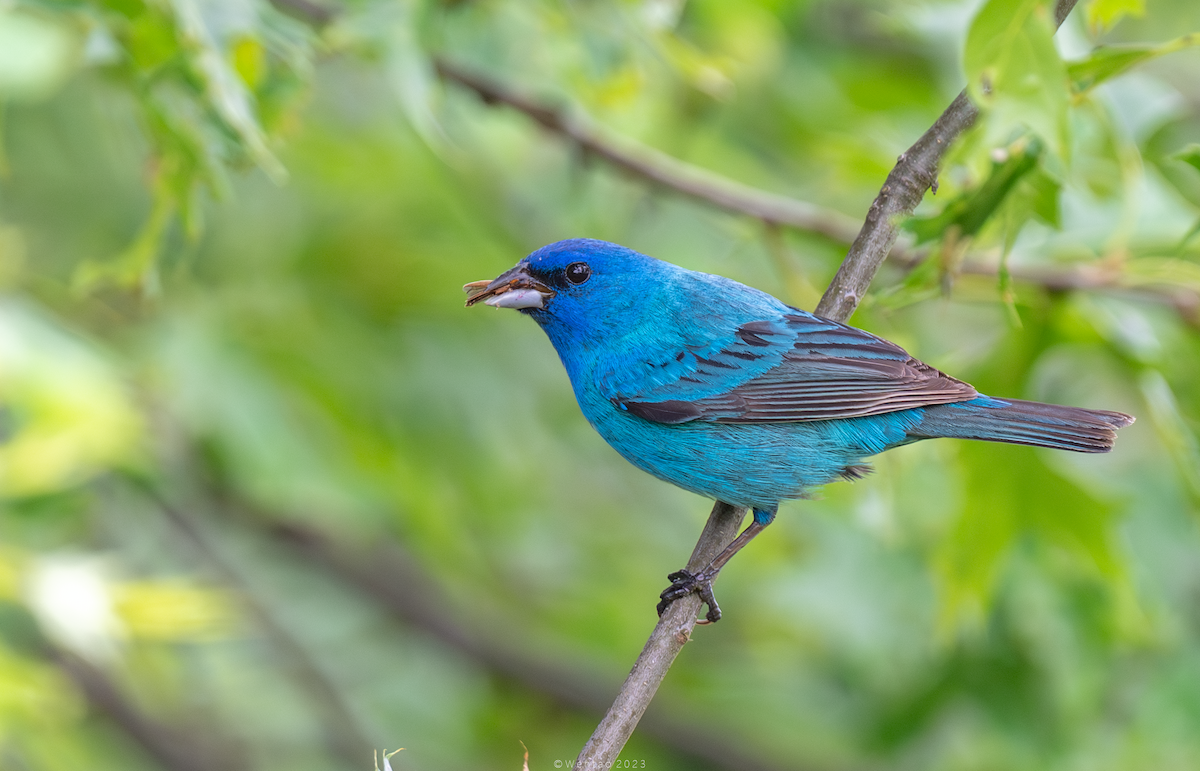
463,263,555,309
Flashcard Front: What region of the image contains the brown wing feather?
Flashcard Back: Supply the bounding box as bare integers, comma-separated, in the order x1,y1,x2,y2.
619,313,979,425
704,355,978,422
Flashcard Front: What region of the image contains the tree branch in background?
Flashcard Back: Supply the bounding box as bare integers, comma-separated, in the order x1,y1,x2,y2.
576,0,1085,765
946,257,1200,326
815,0,1082,320
142,488,376,766
256,512,822,771
56,651,248,771
438,56,1200,324
268,0,1192,324
435,59,864,244
267,0,336,26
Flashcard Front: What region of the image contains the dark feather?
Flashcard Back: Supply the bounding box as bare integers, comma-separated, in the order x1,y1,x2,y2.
619,312,979,424
839,464,874,481
911,398,1134,453
622,399,702,424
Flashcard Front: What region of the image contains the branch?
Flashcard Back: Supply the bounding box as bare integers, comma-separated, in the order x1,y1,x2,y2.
267,0,336,26
146,489,377,766
435,59,864,244
816,0,1082,321
814,91,977,320
56,651,248,771
277,2,1190,325
883,243,1200,326
436,56,1200,325
257,512,817,771
575,503,747,769
957,257,1200,325
578,0,1084,765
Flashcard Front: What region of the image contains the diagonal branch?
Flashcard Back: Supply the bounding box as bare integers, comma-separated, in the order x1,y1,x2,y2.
56,651,249,771
814,90,978,320
143,487,378,766
574,503,752,768
256,512,823,771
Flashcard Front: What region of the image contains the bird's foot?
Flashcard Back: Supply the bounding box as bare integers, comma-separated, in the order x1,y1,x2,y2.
656,568,721,624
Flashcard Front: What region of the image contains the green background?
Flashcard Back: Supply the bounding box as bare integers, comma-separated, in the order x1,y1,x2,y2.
2,0,1200,769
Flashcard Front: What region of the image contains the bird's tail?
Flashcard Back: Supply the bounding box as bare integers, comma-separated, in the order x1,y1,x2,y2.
910,397,1134,453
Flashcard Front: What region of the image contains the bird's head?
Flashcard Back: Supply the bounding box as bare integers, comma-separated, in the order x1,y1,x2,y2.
465,239,669,346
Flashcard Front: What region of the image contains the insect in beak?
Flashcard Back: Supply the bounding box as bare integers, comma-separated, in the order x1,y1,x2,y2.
464,264,555,309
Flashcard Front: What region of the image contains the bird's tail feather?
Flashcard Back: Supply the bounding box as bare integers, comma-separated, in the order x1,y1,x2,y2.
911,397,1134,453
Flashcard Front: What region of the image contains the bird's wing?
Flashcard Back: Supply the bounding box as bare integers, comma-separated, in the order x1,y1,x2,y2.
603,311,978,425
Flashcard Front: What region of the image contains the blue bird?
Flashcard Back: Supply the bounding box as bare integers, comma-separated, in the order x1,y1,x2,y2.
465,239,1134,622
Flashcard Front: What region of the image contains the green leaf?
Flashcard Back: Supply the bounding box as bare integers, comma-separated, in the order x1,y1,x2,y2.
72,174,176,295
0,302,143,497
965,0,1069,161
1175,143,1200,174
1025,168,1062,227
1140,370,1200,502
0,9,77,101
168,0,287,183
905,138,1043,244
127,12,179,72
230,35,267,90
936,442,1126,636
1085,0,1145,33
1178,217,1200,251
1121,256,1200,293
1069,34,1200,94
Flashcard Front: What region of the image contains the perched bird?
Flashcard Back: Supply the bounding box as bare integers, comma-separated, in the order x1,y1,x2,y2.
465,239,1133,622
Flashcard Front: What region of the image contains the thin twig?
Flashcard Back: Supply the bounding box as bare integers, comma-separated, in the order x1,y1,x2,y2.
577,0,1084,765
435,59,864,244
814,90,978,320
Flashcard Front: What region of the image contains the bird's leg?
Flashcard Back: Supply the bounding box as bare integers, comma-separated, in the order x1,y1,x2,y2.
657,506,776,623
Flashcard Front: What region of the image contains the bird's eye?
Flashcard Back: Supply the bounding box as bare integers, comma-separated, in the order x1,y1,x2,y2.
565,262,592,285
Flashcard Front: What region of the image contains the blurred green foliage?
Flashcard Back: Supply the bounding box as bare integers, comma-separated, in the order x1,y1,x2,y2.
1,0,1200,769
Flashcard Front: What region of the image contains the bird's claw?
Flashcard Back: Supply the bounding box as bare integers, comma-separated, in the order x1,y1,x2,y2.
656,568,722,623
